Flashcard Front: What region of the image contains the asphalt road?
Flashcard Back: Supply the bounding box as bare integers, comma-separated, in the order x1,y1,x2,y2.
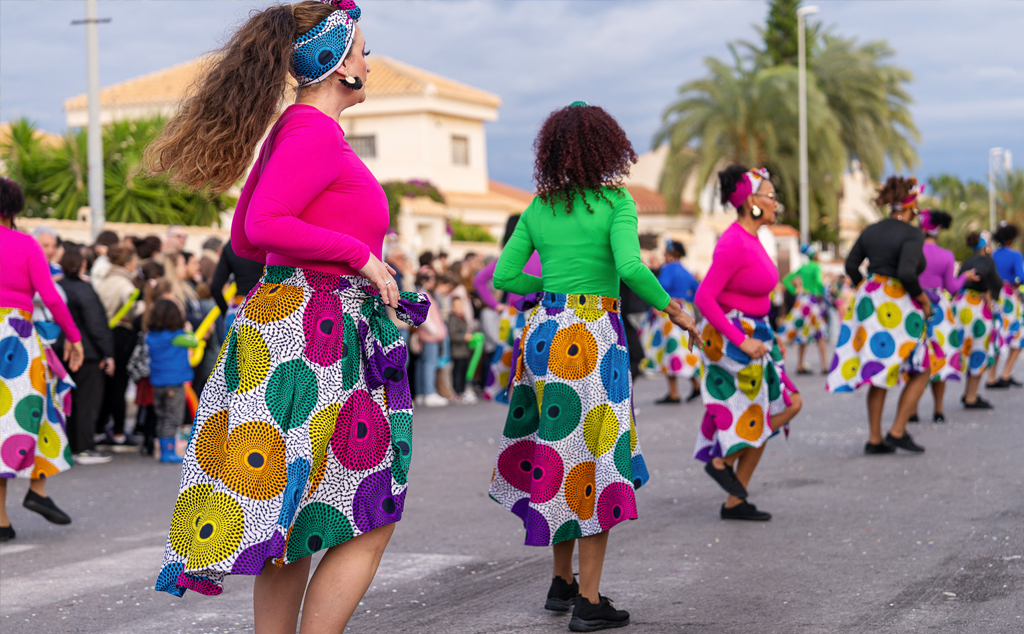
2,364,1022,634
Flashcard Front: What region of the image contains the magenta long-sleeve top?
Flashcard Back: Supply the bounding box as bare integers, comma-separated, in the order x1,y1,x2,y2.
694,222,779,347
231,104,388,276
0,226,81,342
474,252,542,309
919,241,967,295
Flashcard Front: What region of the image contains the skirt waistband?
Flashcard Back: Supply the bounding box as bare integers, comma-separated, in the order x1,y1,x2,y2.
538,292,619,314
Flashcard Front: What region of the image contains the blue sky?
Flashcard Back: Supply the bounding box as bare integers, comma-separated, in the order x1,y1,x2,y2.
2,0,1022,192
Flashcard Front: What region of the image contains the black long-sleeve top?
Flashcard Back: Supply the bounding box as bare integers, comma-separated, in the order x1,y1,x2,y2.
959,253,1003,295
211,241,266,315
57,277,115,362
845,218,926,297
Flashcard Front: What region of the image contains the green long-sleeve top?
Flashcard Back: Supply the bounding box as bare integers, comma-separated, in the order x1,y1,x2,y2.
783,260,824,296
493,187,671,310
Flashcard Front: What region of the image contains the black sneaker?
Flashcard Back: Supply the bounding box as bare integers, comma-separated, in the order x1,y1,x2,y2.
884,432,925,453
654,395,680,405
797,367,812,375
23,490,72,525
569,595,630,632
933,412,946,423
963,396,994,410
907,413,920,423
864,441,896,455
704,461,747,498
0,524,14,542
986,378,1010,389
721,501,772,521
685,389,702,403
545,575,579,612
1008,377,1023,387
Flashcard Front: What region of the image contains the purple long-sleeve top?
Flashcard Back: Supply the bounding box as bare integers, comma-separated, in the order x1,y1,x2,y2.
919,242,967,295
474,252,542,309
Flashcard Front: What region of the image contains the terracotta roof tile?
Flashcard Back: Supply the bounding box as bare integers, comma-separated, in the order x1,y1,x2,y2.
488,180,534,205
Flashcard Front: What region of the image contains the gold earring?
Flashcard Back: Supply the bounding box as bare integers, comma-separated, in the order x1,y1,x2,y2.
751,204,763,218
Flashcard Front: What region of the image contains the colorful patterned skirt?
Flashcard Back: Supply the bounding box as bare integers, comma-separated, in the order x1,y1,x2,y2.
825,275,929,393
483,306,525,404
923,288,964,383
692,311,797,462
0,309,75,479
639,304,700,378
156,267,428,597
489,292,646,547
995,282,1023,353
952,289,996,377
778,292,828,345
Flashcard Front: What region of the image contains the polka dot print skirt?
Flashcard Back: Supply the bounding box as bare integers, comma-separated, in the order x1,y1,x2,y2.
489,292,647,547
995,283,1023,353
777,292,828,345
0,308,75,479
692,311,797,462
639,303,700,379
923,289,964,383
156,267,429,597
482,306,525,404
826,274,929,393
952,289,996,377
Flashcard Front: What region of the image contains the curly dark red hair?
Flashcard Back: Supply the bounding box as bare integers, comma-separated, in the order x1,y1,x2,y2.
533,104,638,214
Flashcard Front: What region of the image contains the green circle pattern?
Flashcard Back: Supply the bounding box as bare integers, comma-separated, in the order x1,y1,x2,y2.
263,266,296,284
287,502,354,561
504,385,539,438
341,314,360,390
362,302,400,347
223,328,239,392
389,412,413,485
538,382,582,442
765,363,781,401
665,337,678,353
266,359,319,431
14,395,43,434
856,297,875,321
972,319,987,338
705,365,736,401
613,432,632,482
905,313,924,338
64,444,73,466
553,519,583,544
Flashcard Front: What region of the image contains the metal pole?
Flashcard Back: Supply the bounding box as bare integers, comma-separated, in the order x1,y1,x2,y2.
797,6,818,245
989,148,1000,232
85,0,105,241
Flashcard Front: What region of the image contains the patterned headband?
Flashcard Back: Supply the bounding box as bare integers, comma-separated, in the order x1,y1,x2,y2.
890,181,924,213
292,0,361,87
728,167,770,209
919,209,942,236
974,231,991,252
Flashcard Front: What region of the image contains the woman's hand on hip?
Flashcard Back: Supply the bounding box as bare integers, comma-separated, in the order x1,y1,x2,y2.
915,293,933,321
738,337,770,360
359,254,399,309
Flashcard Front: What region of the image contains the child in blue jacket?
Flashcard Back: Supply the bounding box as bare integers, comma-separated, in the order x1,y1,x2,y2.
145,299,198,463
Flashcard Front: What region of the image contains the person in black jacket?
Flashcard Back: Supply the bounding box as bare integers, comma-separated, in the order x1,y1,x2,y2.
955,231,1004,409
210,240,265,319
58,247,115,464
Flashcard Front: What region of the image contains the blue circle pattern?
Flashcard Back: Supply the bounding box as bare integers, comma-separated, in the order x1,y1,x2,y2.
969,350,987,370
630,454,649,490
869,331,895,358
0,336,27,379
599,346,630,403
525,321,558,376
292,12,354,86
837,324,851,347
155,562,185,597
278,458,312,528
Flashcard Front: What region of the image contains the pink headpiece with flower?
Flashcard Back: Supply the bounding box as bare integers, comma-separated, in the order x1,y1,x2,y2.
728,167,770,209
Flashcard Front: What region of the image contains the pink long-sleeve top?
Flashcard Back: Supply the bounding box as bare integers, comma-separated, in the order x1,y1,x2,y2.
474,252,542,309
694,222,778,347
919,241,966,295
0,226,81,342
231,104,388,276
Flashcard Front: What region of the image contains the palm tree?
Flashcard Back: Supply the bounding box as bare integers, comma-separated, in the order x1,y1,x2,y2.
927,174,989,261
37,129,88,220
654,46,846,231
997,168,1024,229
0,118,48,215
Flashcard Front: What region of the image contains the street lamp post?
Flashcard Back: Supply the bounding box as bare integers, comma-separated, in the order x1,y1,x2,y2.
989,147,1013,232
72,0,110,241
797,5,819,245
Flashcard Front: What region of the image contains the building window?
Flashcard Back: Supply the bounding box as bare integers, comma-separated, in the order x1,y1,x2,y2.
451,135,469,166
349,135,376,159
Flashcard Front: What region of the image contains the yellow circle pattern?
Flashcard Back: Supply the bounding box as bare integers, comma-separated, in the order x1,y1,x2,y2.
194,410,229,479
38,422,61,459
877,302,902,329
308,403,340,498
186,492,245,570
583,404,619,457
169,483,214,558
221,420,287,500
235,324,271,394
0,382,12,418
244,284,304,324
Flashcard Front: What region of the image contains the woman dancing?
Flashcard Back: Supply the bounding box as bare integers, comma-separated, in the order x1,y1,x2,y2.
474,215,542,403
693,165,802,521
488,102,699,631
987,223,1024,388
954,231,1004,409
0,177,83,541
906,209,976,423
645,240,700,404
778,244,829,374
144,3,429,631
826,176,931,454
